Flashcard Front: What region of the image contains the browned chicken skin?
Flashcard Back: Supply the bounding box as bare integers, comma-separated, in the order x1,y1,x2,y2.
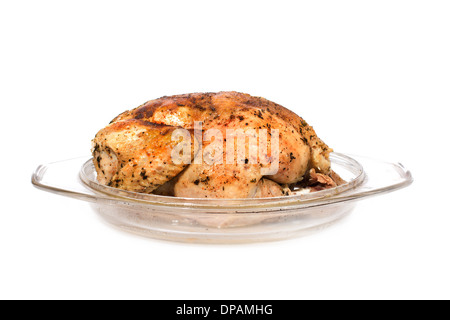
92,92,333,198
93,119,198,193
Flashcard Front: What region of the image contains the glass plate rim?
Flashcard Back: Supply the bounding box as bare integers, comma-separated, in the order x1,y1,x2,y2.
79,152,366,208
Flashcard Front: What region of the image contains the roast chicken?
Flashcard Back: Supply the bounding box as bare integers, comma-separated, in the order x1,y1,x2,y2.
92,92,335,198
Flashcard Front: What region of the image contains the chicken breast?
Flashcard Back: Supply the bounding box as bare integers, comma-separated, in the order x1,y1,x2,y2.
93,92,332,198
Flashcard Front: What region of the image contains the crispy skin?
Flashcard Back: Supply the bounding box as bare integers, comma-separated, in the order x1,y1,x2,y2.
95,92,332,198
114,92,331,173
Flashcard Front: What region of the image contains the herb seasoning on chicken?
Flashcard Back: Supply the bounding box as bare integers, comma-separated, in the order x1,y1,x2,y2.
92,92,342,198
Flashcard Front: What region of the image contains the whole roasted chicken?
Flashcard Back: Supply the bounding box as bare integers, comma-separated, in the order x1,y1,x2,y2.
92,92,336,198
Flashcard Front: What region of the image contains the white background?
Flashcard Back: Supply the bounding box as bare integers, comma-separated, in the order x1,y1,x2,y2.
1,0,449,300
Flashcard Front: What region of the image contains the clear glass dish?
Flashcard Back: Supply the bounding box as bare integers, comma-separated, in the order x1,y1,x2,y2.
32,153,413,243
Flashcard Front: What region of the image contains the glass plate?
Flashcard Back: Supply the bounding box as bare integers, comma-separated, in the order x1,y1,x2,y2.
32,153,413,243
